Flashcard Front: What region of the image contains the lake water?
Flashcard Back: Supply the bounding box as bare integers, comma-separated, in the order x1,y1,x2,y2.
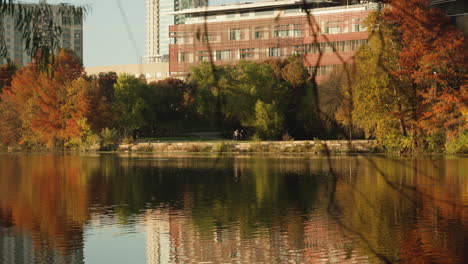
0,153,466,264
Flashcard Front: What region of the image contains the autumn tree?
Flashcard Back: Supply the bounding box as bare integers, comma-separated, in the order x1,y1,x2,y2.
0,62,17,94
0,63,40,147
347,1,467,152
384,0,467,150
0,50,102,149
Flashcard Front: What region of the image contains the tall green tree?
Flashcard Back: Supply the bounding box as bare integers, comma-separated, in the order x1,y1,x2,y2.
254,100,285,140
350,11,413,151
113,74,148,136
190,61,289,135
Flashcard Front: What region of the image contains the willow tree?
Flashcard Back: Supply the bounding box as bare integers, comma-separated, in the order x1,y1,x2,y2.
0,1,87,68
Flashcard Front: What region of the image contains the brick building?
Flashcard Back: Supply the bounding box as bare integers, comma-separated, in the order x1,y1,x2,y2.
168,0,380,81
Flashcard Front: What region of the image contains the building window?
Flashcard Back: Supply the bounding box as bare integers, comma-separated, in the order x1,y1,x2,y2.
284,8,301,14
293,45,303,55
216,50,231,60
274,29,289,38
239,48,255,59
254,27,263,39
307,64,340,76
292,28,302,37
198,51,210,62
74,16,82,25
352,24,366,32
268,47,281,57
240,12,250,17
62,16,72,25
304,39,368,54
229,28,241,40
201,34,214,42
325,26,341,34
178,52,185,62
256,10,274,16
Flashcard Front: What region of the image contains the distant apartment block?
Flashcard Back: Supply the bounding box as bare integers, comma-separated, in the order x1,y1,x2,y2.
431,0,468,35
0,2,83,66
168,0,378,81
85,63,170,83
144,0,207,63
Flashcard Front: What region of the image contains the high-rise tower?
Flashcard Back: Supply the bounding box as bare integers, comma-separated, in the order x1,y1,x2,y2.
144,0,207,63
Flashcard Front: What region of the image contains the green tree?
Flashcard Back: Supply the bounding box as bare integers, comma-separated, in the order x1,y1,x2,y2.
113,74,148,136
144,78,189,135
348,11,414,152
190,61,289,136
254,100,285,140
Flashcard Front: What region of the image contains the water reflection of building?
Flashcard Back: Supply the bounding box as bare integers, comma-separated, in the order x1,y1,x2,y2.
143,206,371,263
145,209,171,264
0,209,84,264
0,227,84,264
0,227,34,263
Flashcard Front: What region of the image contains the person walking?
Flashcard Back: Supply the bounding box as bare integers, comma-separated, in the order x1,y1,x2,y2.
233,129,238,141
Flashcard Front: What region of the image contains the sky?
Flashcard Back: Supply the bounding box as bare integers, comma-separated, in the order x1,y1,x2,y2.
31,0,241,68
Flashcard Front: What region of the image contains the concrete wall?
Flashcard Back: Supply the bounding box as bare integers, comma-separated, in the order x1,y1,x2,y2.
85,63,170,83
118,140,377,153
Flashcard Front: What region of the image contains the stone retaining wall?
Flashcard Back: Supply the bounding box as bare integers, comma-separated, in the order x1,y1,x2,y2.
118,140,377,153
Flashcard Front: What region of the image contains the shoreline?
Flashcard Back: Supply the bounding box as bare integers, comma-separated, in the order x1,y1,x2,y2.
117,140,377,154
1,140,378,154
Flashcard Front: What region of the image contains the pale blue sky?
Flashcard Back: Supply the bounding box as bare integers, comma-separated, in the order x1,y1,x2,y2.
32,0,241,67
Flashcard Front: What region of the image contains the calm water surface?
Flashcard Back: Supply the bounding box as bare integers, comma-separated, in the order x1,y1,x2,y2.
0,153,466,264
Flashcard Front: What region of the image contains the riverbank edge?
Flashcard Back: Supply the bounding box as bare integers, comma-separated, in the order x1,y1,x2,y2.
1,140,379,153
117,140,378,154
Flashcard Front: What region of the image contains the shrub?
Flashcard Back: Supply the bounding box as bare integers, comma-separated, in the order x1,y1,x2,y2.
215,142,235,152
381,134,412,153
136,144,154,152
121,136,134,145
202,145,213,152
101,128,120,151
312,138,327,154
254,100,284,140
186,144,202,152
446,130,468,154
250,142,270,152
282,132,294,141
424,132,446,153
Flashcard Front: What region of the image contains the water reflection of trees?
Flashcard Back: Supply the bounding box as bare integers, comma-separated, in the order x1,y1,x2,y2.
0,154,466,263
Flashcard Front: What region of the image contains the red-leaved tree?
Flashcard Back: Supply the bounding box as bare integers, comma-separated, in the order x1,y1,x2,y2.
385,0,467,142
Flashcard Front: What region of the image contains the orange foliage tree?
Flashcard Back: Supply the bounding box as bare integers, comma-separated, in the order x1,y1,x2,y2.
0,50,112,149
385,0,467,141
